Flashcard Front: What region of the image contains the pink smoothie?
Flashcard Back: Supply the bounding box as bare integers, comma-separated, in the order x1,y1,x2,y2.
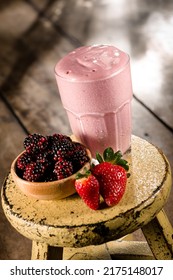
55,45,133,156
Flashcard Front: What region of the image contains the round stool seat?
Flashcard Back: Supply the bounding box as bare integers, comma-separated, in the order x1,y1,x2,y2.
1,136,173,259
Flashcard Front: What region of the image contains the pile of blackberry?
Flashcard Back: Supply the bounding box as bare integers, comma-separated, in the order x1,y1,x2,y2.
16,133,89,182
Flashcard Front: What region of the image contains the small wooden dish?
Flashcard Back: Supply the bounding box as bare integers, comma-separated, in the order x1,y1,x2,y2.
11,149,91,200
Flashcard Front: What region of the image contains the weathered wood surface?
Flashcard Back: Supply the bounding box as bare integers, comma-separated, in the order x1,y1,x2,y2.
0,0,173,259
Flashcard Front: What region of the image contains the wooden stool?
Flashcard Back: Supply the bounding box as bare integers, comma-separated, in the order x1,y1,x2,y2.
1,136,173,260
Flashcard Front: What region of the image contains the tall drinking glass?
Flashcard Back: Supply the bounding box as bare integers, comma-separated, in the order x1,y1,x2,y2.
55,45,133,157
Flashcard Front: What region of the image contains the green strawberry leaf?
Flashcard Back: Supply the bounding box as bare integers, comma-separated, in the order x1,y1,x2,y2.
96,152,103,163
76,168,91,179
97,148,129,171
91,162,96,169
113,150,123,161
116,159,129,171
103,147,115,162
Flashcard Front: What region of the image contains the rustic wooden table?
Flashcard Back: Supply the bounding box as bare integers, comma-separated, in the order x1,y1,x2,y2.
0,0,173,259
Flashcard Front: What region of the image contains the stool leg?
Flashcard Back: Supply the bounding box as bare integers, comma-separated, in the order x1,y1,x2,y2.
141,209,173,260
31,241,63,260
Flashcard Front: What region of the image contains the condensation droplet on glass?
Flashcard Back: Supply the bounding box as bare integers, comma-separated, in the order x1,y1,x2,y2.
93,59,97,63
114,51,120,57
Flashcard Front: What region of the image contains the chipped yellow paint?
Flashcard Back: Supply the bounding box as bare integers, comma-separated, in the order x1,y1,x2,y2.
31,241,63,260
142,209,173,259
31,241,49,260
1,136,172,259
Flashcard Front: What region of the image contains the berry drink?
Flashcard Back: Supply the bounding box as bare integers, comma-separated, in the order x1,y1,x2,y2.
55,45,133,156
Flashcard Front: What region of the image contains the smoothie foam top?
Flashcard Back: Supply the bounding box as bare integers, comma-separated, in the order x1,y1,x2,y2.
55,45,129,81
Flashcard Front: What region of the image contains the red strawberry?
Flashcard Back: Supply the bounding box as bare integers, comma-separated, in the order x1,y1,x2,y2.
75,171,100,210
92,148,129,207
93,162,127,206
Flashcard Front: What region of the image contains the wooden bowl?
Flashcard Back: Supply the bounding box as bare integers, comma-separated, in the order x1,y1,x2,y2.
11,149,91,200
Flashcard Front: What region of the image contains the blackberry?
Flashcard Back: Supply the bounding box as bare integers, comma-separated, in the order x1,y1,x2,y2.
23,133,48,154
16,151,33,170
18,133,89,182
72,143,89,171
52,138,74,161
52,133,72,142
47,134,71,148
35,151,52,166
53,159,73,180
23,162,46,182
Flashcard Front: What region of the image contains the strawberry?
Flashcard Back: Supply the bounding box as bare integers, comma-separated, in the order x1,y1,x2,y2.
75,171,100,210
92,148,129,206
93,162,127,206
